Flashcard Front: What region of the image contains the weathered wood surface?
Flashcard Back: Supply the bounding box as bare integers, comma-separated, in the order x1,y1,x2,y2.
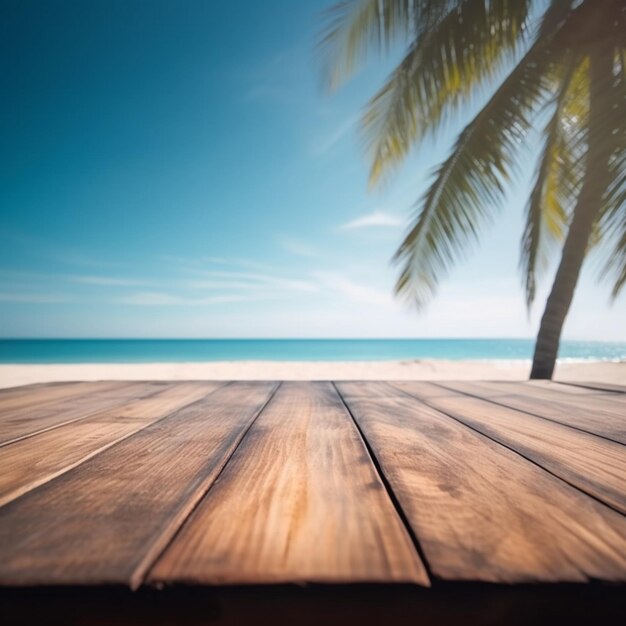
391,382,626,514
0,379,624,592
557,381,626,394
473,381,626,413
0,382,275,586
0,382,222,506
0,381,125,413
439,380,626,443
0,381,163,446
151,382,428,585
336,382,626,583
529,380,626,408
529,380,625,397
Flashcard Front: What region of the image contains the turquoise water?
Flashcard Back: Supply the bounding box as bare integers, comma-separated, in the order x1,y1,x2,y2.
0,339,624,363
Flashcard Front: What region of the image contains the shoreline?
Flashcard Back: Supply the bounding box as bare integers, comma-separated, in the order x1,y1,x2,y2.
0,359,624,389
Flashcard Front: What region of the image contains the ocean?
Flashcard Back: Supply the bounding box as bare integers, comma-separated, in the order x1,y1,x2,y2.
0,339,624,363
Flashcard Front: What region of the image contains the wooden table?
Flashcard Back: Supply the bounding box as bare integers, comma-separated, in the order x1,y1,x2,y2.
0,380,624,625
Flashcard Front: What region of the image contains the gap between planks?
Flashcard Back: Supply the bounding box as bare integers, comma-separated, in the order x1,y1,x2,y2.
0,382,226,507
388,382,626,516
336,381,626,583
332,381,435,583
0,382,170,448
432,381,626,445
130,382,283,589
554,381,626,394
149,382,429,586
0,382,280,588
0,383,623,586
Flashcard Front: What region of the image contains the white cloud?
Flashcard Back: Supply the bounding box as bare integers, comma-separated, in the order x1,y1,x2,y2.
67,275,147,286
239,44,310,107
183,280,268,291
279,236,321,258
197,269,320,293
0,270,149,288
162,254,230,266
0,292,71,303
0,227,120,269
118,292,256,306
167,254,281,275
312,271,393,306
339,211,405,231
310,114,359,156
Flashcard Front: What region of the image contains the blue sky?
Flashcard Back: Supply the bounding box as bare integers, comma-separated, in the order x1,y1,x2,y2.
1,0,624,340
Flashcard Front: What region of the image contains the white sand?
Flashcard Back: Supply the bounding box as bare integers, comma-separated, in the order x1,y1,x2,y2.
0,360,623,389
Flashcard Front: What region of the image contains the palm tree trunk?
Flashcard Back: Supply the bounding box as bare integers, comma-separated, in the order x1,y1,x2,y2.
530,46,613,380
529,188,599,379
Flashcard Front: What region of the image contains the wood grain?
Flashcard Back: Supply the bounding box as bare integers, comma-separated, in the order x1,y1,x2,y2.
151,382,428,586
439,381,626,443
0,382,276,587
391,382,626,514
561,381,626,394
337,382,626,583
0,382,222,506
488,381,626,408
0,381,128,414
529,381,626,407
0,382,57,400
0,382,164,445
459,381,626,412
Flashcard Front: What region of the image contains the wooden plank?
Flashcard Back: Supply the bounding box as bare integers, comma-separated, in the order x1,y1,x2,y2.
557,381,626,394
0,382,93,403
0,382,223,506
0,381,128,413
0,382,60,398
515,381,626,408
439,381,626,444
336,382,626,583
0,382,277,587
151,382,428,586
529,380,611,394
462,381,626,413
0,381,162,445
529,381,626,405
392,382,626,514
458,381,626,418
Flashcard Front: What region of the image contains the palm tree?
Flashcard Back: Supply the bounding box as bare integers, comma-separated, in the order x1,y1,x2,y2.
320,0,625,378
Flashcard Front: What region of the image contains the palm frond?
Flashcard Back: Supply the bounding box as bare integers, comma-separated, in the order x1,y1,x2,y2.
393,37,556,308
319,0,447,90
520,57,587,309
362,0,532,184
598,48,626,297
604,205,626,299
599,146,626,296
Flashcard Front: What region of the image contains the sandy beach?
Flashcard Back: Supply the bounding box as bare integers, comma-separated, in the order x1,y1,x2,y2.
0,359,623,389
